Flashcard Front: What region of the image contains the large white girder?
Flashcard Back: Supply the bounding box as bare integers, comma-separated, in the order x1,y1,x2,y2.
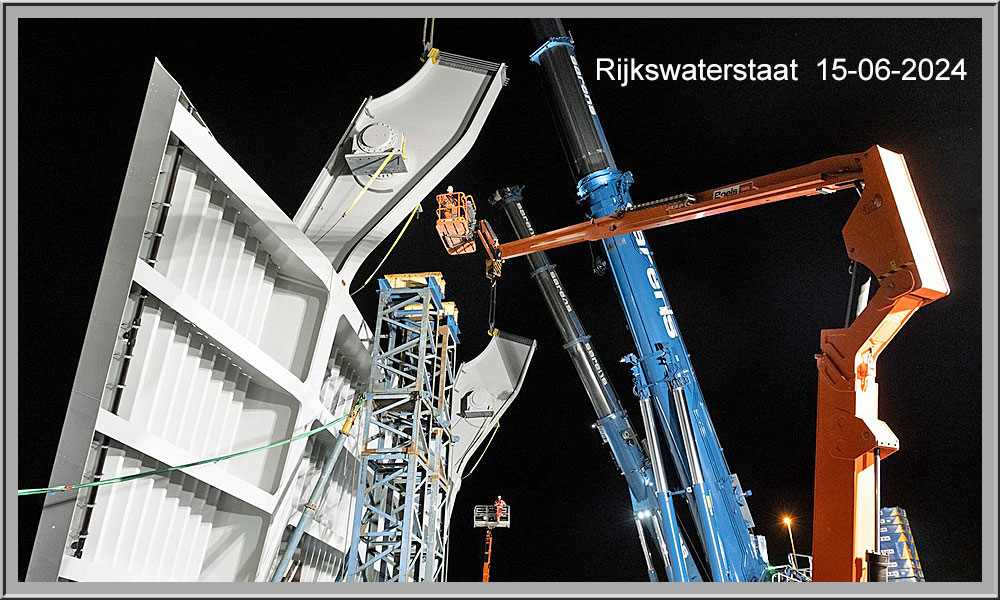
293,53,507,283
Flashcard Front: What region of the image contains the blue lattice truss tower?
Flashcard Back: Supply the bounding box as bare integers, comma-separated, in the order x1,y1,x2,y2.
346,275,458,582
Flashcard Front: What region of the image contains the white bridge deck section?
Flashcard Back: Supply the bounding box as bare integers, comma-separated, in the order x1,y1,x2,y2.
29,54,521,583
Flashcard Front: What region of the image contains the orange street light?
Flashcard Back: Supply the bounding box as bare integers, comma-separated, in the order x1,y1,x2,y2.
783,517,799,569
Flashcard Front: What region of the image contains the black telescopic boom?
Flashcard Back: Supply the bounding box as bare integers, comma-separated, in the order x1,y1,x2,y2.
491,185,617,417
528,18,615,180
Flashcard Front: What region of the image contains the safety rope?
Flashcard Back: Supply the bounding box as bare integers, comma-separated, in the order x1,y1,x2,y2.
422,18,436,52
18,398,365,497
350,202,421,297
463,422,500,479
341,147,399,219
315,135,407,245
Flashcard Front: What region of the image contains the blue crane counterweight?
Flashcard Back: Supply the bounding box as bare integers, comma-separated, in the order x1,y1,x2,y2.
528,18,769,582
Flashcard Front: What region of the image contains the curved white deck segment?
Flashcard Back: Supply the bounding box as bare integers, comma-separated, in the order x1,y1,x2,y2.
445,331,536,530
293,52,507,283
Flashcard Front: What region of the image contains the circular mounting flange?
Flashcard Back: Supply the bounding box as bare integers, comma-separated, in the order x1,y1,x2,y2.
355,122,398,154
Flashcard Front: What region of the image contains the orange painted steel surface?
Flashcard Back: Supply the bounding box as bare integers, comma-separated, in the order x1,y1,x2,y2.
436,191,478,255
481,499,506,582
495,151,867,260
482,527,493,582
812,146,948,581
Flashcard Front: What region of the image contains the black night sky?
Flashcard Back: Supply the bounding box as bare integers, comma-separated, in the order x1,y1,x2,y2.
17,16,983,583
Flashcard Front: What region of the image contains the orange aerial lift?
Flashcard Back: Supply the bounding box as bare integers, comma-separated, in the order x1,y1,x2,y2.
474,497,511,582
436,145,949,581
436,189,503,279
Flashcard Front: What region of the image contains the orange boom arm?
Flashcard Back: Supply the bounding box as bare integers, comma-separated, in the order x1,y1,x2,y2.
438,145,949,581
493,150,867,259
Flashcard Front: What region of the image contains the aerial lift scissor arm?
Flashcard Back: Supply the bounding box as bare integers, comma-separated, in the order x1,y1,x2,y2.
436,144,949,581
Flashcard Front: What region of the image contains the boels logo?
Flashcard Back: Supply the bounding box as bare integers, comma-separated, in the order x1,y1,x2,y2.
712,182,754,200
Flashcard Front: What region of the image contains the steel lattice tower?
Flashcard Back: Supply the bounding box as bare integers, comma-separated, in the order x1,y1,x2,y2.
346,275,458,582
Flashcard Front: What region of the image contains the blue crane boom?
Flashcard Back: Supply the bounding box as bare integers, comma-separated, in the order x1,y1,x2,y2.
489,186,698,581
527,18,769,582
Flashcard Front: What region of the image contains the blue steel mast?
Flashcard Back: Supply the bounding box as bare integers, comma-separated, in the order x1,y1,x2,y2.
528,19,768,582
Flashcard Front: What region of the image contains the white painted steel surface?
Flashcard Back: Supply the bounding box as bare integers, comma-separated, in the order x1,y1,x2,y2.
28,55,520,583
293,53,507,284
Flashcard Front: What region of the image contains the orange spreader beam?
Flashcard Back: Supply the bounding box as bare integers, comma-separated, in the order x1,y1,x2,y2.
475,145,949,581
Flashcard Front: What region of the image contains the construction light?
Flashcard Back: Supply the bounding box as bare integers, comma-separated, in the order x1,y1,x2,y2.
783,517,792,526
876,147,949,297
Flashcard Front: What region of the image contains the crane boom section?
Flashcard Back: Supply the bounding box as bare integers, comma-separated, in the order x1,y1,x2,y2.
526,18,767,581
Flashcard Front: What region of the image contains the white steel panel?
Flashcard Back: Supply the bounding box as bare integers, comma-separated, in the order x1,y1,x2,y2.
129,306,174,429
163,169,209,288
141,476,181,580
174,346,217,452
38,55,507,583
147,319,190,437
207,209,240,317
158,330,202,442
236,251,267,337
224,237,259,327
117,476,161,574
94,410,276,512
294,55,507,284
87,449,129,563
115,304,161,421
191,190,227,301
154,165,197,276
169,103,334,288
132,260,310,402
193,358,235,458
196,362,239,458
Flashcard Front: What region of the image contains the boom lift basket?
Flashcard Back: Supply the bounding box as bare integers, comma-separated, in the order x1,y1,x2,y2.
473,505,511,528
436,191,478,254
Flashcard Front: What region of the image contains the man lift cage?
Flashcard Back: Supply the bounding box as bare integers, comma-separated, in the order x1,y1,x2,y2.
474,498,510,582
435,190,478,255
473,502,511,529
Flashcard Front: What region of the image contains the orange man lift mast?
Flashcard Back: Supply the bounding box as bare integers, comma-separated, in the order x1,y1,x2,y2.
436,145,949,582
480,497,508,582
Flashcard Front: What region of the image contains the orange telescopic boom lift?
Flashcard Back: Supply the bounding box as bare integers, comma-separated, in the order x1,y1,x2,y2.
436,189,504,279
437,145,949,581
474,497,510,582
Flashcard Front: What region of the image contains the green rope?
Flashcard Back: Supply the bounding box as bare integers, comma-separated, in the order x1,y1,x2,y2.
18,398,365,497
